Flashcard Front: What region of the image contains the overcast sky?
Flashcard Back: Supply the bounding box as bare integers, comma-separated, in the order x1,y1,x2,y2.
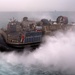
0,0,74,11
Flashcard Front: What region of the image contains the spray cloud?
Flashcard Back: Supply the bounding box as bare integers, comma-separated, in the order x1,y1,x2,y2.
0,30,75,74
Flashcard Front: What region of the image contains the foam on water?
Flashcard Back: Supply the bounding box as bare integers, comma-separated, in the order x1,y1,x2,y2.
0,30,75,75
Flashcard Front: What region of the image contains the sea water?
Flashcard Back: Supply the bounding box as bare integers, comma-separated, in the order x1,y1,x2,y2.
0,11,75,75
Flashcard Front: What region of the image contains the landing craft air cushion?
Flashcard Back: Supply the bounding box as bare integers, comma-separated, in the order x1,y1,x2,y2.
1,16,75,48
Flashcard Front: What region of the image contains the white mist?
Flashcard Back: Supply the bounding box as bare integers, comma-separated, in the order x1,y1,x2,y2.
0,30,75,74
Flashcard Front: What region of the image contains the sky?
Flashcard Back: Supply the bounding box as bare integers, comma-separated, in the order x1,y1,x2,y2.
0,0,74,11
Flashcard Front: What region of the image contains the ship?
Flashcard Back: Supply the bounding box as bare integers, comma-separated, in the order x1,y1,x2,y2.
1,16,75,48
